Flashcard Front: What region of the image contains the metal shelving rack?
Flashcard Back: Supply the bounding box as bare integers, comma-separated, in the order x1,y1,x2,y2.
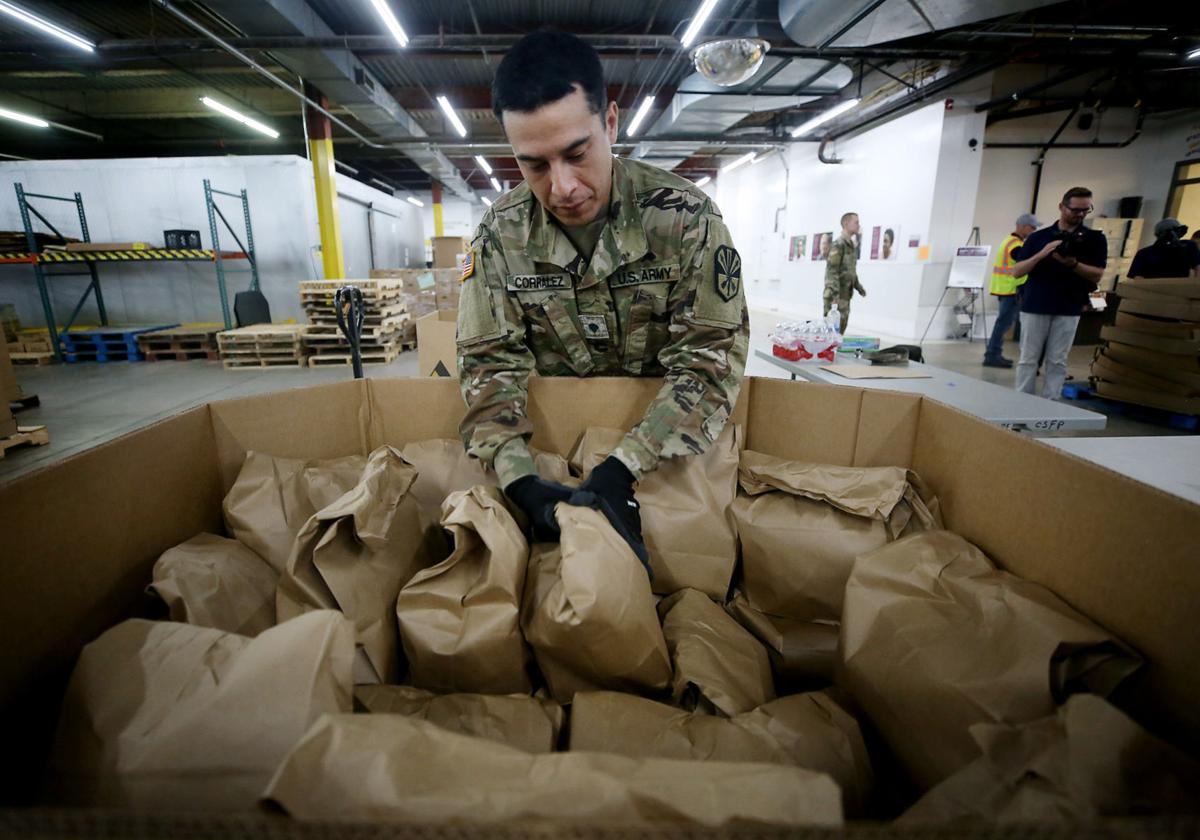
1,181,259,361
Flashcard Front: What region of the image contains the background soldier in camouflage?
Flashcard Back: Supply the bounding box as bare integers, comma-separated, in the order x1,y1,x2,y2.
457,30,748,559
823,212,866,334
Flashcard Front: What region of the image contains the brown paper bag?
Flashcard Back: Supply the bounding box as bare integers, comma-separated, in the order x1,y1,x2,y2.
263,713,842,826
146,533,277,636
48,610,354,811
521,504,671,704
725,590,839,691
396,485,533,694
733,450,943,621
900,694,1200,823
355,684,562,753
569,690,873,815
840,530,1143,790
570,424,740,598
223,451,366,573
277,446,444,684
658,588,774,716
401,438,572,524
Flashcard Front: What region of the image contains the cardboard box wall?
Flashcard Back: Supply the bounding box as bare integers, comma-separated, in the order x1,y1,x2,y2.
2,377,1199,830
432,236,468,270
417,310,458,378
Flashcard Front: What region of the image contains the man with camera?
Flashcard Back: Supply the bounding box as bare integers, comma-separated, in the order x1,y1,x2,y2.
1009,187,1107,400
1128,218,1200,280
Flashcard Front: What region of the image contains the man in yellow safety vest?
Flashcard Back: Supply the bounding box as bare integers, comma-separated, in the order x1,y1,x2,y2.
983,213,1039,368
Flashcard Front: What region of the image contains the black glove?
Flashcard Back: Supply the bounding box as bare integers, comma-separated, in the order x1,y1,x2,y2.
576,457,651,574
503,475,575,542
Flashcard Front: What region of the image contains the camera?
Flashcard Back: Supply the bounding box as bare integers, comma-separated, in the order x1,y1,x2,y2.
1049,227,1087,257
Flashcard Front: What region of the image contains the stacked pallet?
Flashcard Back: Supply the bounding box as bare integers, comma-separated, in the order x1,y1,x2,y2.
61,324,178,363
7,329,55,366
137,326,222,361
300,279,412,367
368,268,461,343
1092,217,1144,292
1091,276,1200,416
217,324,310,369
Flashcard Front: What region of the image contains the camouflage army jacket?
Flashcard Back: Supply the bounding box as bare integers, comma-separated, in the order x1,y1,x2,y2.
457,156,749,487
824,233,864,294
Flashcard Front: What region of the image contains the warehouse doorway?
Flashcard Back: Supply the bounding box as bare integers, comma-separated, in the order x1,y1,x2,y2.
1164,160,1200,234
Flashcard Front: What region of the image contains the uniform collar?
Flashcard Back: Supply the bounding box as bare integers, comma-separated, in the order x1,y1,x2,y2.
524,156,650,283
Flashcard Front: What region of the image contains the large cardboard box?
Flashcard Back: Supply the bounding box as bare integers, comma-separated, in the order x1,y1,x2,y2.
416,309,457,378
0,334,22,405
1,378,1199,830
0,396,15,438
432,235,468,269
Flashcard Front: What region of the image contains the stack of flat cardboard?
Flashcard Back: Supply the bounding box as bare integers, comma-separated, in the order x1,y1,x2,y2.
1091,276,1200,415
299,279,412,367
1091,217,1144,292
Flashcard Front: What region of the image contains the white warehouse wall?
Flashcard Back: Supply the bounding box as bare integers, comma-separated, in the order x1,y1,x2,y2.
0,154,423,329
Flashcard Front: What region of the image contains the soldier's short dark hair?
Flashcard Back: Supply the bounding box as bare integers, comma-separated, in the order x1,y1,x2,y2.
1061,186,1092,205
840,212,858,227
492,30,607,122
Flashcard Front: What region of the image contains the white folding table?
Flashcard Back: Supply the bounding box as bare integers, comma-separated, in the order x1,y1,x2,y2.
754,348,1107,433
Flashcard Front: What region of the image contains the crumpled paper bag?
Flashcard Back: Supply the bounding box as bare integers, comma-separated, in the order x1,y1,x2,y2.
222,451,366,573
396,485,533,694
569,424,740,598
900,694,1200,823
725,590,839,692
569,690,873,815
48,610,354,811
401,438,573,525
146,533,277,636
733,450,943,621
277,446,444,684
521,503,671,704
840,530,1143,790
658,588,774,716
355,684,562,753
262,713,842,827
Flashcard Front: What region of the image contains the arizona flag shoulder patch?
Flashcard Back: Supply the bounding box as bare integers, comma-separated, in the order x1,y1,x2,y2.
460,248,475,282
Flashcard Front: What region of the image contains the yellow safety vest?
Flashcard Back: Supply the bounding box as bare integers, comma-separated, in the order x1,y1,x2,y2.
989,233,1026,296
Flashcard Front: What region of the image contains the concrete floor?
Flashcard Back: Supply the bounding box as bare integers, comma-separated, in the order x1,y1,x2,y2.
1,310,1188,484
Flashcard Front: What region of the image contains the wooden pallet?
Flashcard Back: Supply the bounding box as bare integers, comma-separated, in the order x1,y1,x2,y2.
137,326,221,355
10,352,54,366
145,349,220,361
307,349,402,367
304,301,409,321
0,425,49,459
222,356,309,370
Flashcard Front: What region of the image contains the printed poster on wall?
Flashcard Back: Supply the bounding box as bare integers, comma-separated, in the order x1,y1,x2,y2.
871,225,900,260
788,235,807,261
812,231,832,261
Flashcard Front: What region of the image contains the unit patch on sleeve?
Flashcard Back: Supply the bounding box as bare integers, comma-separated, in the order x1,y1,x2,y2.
713,244,741,302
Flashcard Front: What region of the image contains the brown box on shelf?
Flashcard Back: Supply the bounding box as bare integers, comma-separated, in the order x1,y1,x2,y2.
431,236,468,269
64,242,153,252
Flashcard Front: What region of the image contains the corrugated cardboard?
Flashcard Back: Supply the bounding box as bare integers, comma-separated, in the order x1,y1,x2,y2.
1113,310,1200,339
416,309,457,377
2,376,1200,829
431,235,468,269
1105,340,1200,375
0,397,15,438
1099,326,1200,356
0,329,22,405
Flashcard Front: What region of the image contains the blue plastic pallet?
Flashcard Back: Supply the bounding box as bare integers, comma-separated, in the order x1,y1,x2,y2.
58,324,177,363
1062,382,1199,431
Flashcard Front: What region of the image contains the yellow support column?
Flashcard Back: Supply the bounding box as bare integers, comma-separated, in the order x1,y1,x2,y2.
305,83,345,280
431,181,445,237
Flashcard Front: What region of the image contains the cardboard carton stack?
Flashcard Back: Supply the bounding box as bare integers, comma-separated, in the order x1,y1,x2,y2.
1091,217,1144,292
431,235,468,269
217,324,311,369
368,268,461,347
299,279,411,367
1091,276,1200,416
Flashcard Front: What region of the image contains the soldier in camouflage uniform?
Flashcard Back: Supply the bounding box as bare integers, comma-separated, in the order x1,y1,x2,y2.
457,30,748,559
823,212,866,334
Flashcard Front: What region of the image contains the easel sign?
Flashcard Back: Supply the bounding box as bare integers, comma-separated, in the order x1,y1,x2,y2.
948,245,991,288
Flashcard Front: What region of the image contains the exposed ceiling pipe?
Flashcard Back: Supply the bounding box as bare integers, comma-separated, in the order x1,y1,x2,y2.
984,109,1146,150
973,66,1102,114
817,137,841,164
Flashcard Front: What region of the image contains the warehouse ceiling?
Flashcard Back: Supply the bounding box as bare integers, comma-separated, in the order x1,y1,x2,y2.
0,0,1196,198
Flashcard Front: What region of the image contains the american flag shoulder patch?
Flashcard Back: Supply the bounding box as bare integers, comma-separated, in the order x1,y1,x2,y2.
460,249,475,282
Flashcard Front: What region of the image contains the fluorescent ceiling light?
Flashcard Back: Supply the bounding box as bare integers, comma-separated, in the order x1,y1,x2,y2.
200,96,279,139
625,95,655,137
694,175,711,188
370,177,393,191
490,176,502,192
680,0,721,48
436,95,468,138
751,149,775,165
406,195,424,207
481,196,493,207
721,151,755,173
334,160,359,175
1188,47,1200,60
789,98,860,138
0,106,48,128
0,1,93,52
474,154,493,175
367,0,408,48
